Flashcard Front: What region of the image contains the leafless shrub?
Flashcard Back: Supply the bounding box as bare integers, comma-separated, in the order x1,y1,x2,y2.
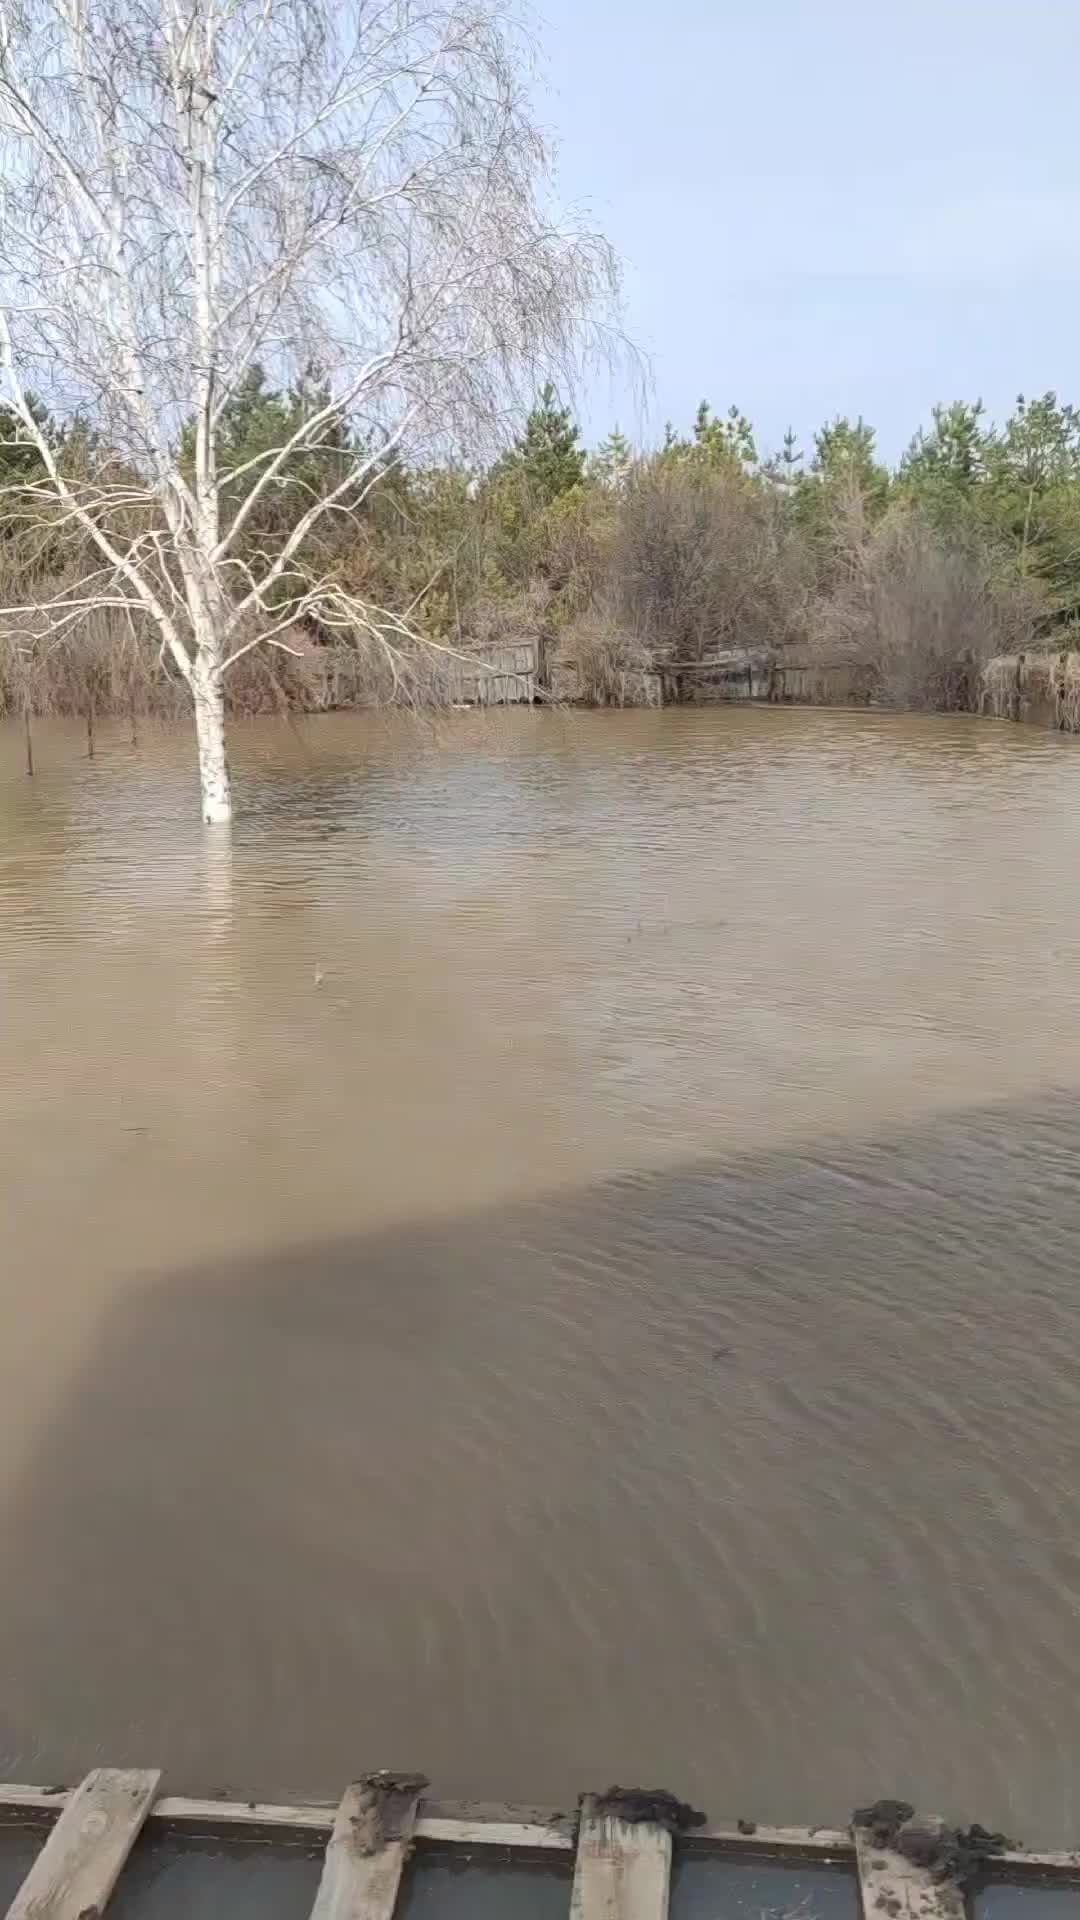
809,511,1041,709
562,610,659,706
463,585,553,655
1049,651,1080,731
981,647,1080,731
0,596,475,719
604,463,811,664
980,653,1020,721
0,595,181,720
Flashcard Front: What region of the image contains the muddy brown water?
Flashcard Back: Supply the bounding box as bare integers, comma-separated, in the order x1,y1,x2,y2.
3,706,1080,1842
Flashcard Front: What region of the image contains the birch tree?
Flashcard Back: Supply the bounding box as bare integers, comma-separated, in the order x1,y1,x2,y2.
0,0,618,820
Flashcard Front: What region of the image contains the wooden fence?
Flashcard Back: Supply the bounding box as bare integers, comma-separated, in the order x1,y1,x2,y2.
0,1769,1076,1920
302,643,1080,723
659,653,773,703
982,650,1080,732
552,651,875,709
446,637,545,705
765,660,876,706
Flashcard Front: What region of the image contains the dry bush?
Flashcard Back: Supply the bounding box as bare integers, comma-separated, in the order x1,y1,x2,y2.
0,599,187,721
1049,651,1080,731
562,610,659,706
809,511,1042,710
604,463,811,664
980,652,1020,720
228,633,491,712
981,648,1080,731
461,584,552,654
0,585,513,721
1047,651,1080,730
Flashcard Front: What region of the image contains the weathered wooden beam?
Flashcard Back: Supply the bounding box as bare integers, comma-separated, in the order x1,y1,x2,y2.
695,1823,851,1857
3,1767,160,1920
419,1816,573,1850
0,1787,577,1850
853,1818,966,1920
984,1849,1080,1879
0,1778,1073,1888
570,1796,672,1920
308,1772,427,1920
155,1794,336,1834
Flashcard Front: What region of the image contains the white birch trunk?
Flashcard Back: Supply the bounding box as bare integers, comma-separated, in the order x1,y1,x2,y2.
0,0,620,826
191,656,232,824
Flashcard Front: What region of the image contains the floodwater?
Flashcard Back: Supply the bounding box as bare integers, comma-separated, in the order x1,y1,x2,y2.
3,705,1080,1842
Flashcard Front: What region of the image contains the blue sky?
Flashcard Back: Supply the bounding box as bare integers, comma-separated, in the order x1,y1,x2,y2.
537,0,1080,464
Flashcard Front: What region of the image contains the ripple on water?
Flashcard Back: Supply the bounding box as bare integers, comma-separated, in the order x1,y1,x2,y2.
1,708,1080,1837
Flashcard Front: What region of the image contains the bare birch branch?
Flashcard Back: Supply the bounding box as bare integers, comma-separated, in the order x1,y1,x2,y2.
0,0,621,816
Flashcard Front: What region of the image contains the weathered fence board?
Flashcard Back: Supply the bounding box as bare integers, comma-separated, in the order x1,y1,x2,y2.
449,638,541,705
309,1774,426,1920
4,1768,160,1920
570,1797,671,1920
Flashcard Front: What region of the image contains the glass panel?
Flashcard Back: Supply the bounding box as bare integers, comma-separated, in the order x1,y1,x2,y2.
399,1846,571,1920
0,1822,47,1908
671,1856,859,1920
107,1826,325,1920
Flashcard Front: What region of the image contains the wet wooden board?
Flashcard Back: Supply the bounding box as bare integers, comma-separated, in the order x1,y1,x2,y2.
570,1798,671,1920
419,1816,573,1850
3,1767,160,1919
0,1776,1075,1897
695,1823,850,1857
0,1788,573,1850
310,1775,426,1920
853,1825,966,1920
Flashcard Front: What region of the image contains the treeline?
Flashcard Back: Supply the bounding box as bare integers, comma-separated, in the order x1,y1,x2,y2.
3,376,1078,717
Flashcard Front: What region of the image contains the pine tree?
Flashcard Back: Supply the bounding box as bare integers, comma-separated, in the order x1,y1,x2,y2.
508,384,586,505
591,426,633,492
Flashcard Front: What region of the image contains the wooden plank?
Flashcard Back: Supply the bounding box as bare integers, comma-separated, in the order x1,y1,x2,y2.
0,1787,577,1850
309,1772,427,1920
0,1790,69,1819
985,1851,1080,1879
155,1794,336,1834
694,1824,852,1858
570,1796,672,1920
0,1781,1074,1885
854,1820,966,1920
155,1797,573,1850
4,1767,160,1919
419,1817,573,1851
874,1841,1080,1884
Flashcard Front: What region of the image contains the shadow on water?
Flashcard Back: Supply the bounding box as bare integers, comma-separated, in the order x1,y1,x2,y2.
2,1085,1080,1840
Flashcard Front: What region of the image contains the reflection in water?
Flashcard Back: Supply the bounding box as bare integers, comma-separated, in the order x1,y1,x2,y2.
2,709,1080,1838
0,1828,46,1910
199,818,234,940
399,1853,571,1920
976,1888,1080,1920
108,1830,323,1920
670,1860,857,1920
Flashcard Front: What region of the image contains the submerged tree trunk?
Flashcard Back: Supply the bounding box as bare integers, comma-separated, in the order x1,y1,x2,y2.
191,657,232,824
